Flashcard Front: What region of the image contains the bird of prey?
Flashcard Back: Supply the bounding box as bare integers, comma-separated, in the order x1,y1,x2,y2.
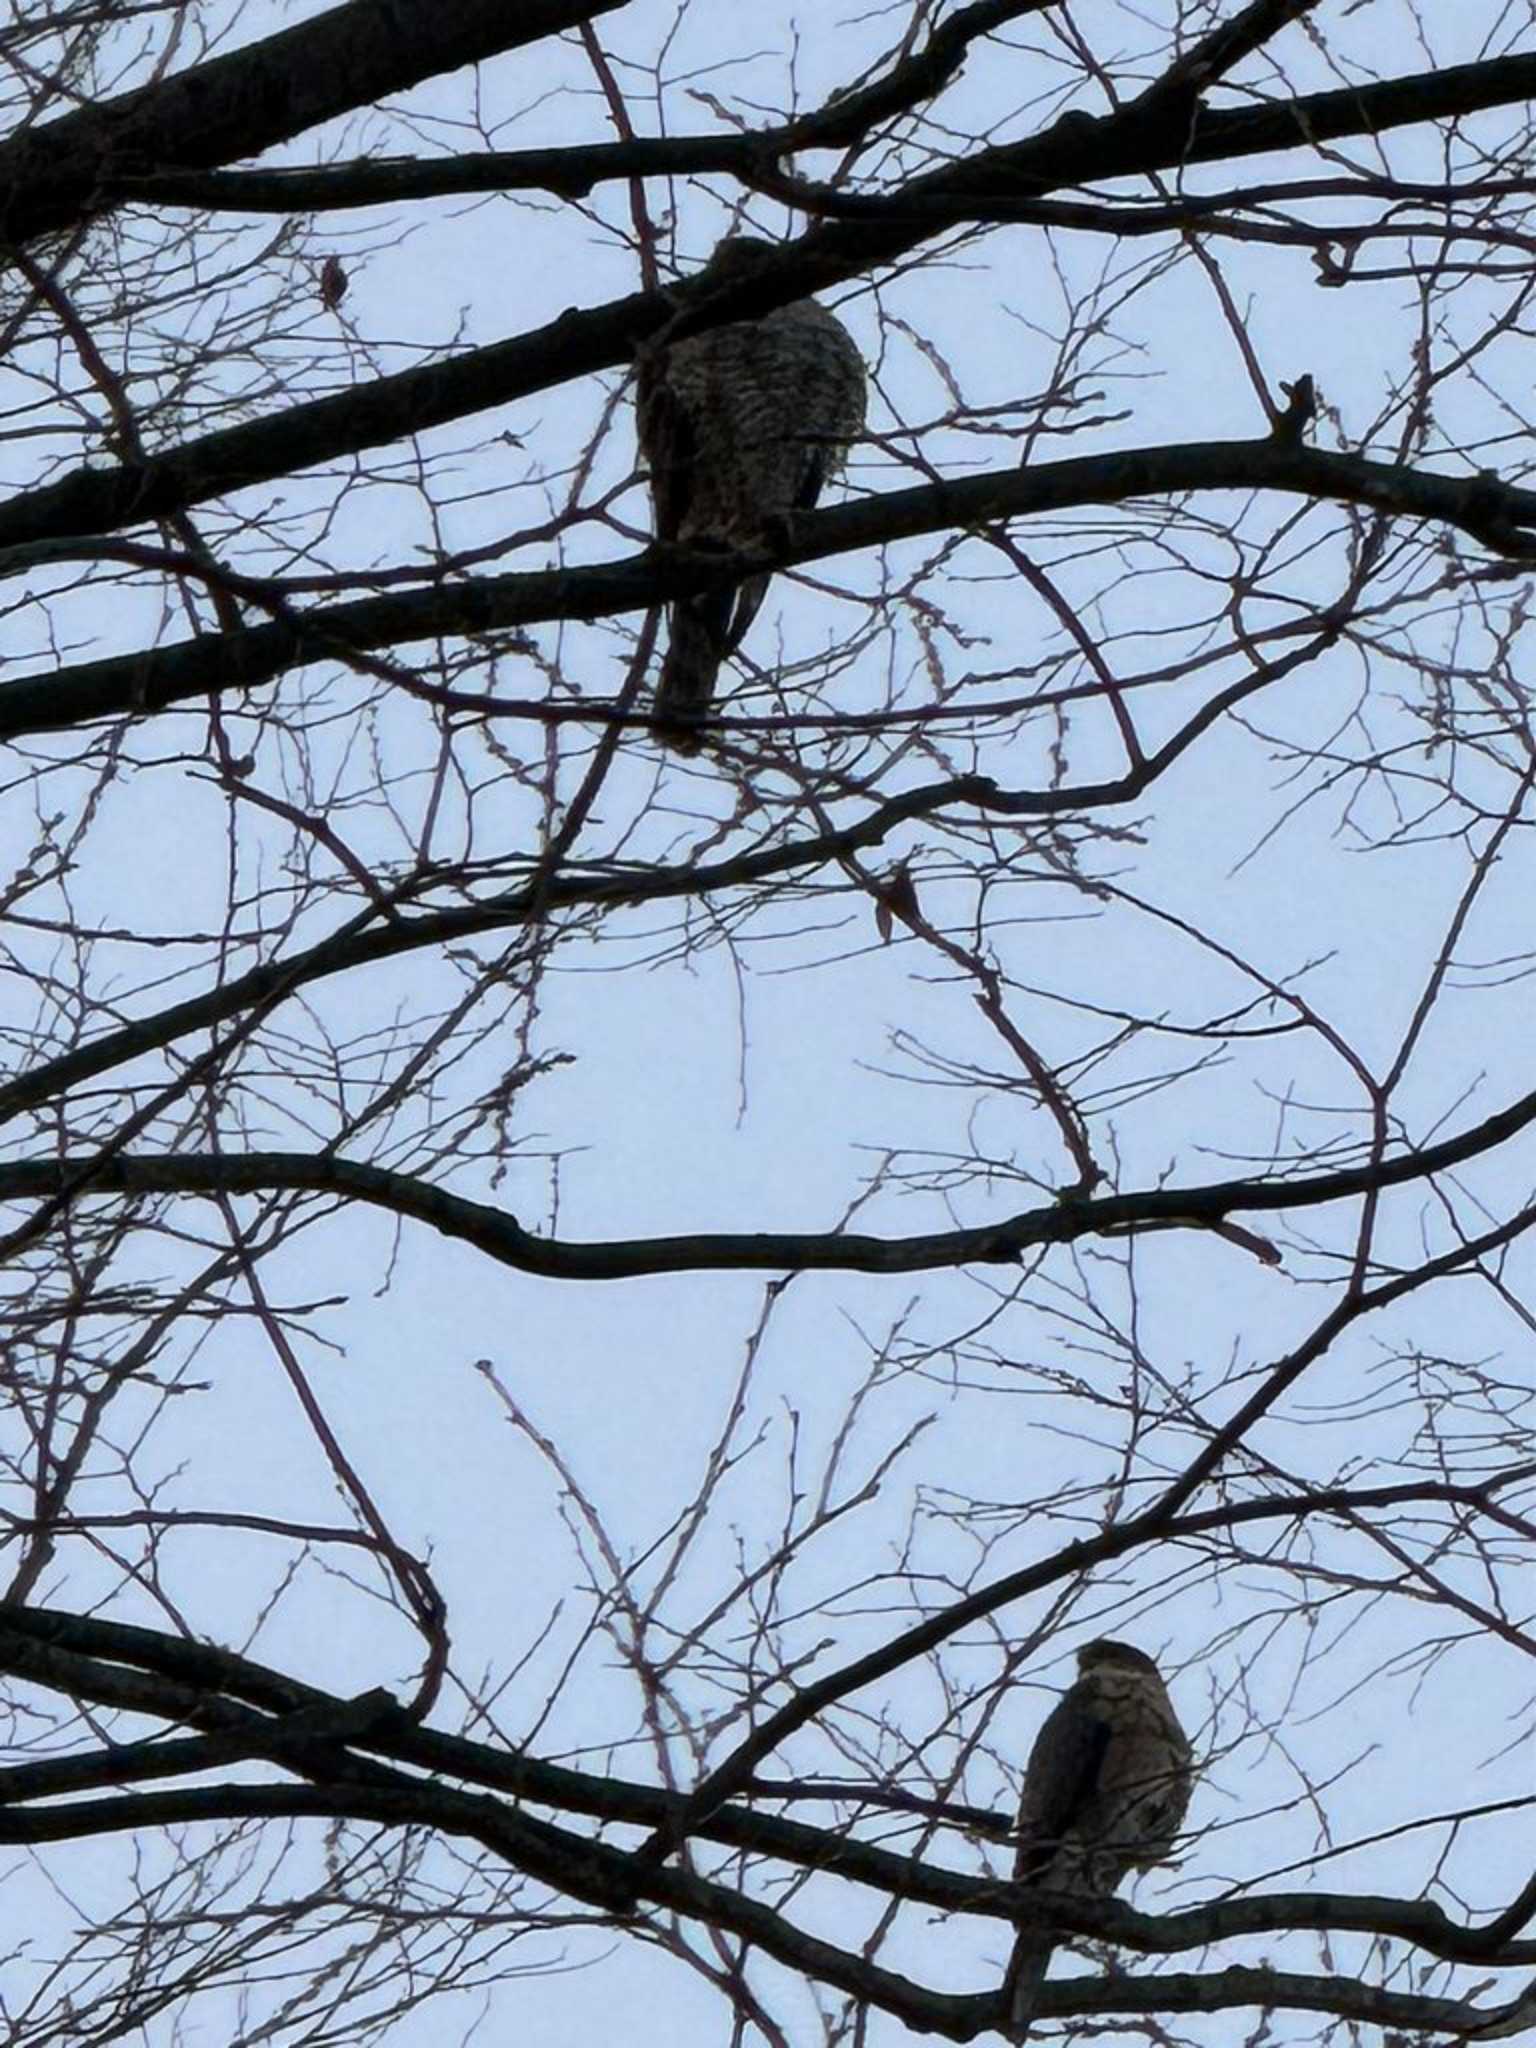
1003,1639,1194,2040
635,233,866,751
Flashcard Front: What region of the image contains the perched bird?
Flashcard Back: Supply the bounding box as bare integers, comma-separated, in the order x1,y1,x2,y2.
318,254,348,309
1003,1639,1194,2040
635,234,866,751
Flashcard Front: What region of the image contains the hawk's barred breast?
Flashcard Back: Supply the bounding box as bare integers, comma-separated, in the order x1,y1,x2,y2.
637,237,866,751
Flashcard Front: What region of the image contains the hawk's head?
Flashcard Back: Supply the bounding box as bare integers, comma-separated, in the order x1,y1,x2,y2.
699,233,778,282
1076,1638,1160,1677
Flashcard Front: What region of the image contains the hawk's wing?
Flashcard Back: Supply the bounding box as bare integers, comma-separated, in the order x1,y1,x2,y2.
1015,1690,1110,1885
636,355,696,544
711,319,854,661
793,435,837,512
637,347,734,747
638,284,865,750
1005,1688,1112,2039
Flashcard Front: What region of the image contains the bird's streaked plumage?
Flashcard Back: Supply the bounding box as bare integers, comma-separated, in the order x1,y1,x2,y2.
1003,1640,1194,2040
636,234,866,751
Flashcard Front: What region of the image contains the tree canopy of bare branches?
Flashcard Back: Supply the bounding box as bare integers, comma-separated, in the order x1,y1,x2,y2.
4,1,1536,2041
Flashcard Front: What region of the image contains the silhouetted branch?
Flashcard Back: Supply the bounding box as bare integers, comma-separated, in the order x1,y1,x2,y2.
4,437,1532,739
5,1095,1536,1277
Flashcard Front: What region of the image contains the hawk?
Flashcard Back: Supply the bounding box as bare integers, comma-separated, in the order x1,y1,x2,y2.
636,234,866,751
1003,1639,1194,2040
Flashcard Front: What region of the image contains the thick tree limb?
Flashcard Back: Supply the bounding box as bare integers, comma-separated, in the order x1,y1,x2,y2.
0,0,627,247
0,1736,1521,2037
85,50,1536,231
88,1,1061,214
4,1091,1536,1276
5,1502,1534,1964
1,437,1530,741
2,55,1534,553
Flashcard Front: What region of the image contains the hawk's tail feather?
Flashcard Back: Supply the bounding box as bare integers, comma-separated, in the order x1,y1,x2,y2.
654,586,735,753
654,556,775,752
722,571,770,658
1002,1933,1053,2043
